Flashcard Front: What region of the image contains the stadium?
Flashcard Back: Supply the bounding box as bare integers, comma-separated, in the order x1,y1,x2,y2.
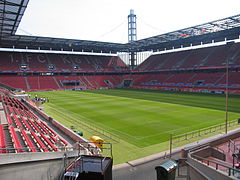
0,0,240,180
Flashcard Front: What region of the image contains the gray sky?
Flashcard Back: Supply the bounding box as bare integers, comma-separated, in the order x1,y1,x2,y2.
16,0,240,43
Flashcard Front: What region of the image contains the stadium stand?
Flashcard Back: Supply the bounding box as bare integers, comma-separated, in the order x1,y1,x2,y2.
0,43,240,94
132,71,240,94
0,42,240,95
0,89,101,166
129,43,240,94
0,93,74,153
0,52,127,72
135,43,240,71
2,3,240,178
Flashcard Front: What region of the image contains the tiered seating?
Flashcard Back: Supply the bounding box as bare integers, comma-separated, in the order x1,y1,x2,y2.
28,119,41,133
3,96,38,120
83,76,99,89
110,75,123,85
40,133,58,152
20,129,37,152
134,71,240,91
30,131,49,152
135,43,240,71
6,114,13,126
92,75,113,88
0,52,127,72
0,43,240,93
0,95,69,153
26,76,59,90
48,75,123,90
9,126,23,153
20,116,33,131
27,76,40,89
0,76,27,89
0,53,19,71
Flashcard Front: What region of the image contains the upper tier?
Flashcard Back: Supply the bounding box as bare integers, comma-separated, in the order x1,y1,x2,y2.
135,43,240,72
0,53,128,72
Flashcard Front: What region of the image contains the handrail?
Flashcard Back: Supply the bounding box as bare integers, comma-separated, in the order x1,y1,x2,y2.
0,146,87,153
190,154,240,176
173,119,237,139
214,146,225,154
188,143,210,153
0,141,112,155
228,139,240,153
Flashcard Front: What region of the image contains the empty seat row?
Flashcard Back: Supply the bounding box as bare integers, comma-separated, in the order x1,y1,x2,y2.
0,52,128,72
1,94,69,153
9,126,23,153
20,129,37,153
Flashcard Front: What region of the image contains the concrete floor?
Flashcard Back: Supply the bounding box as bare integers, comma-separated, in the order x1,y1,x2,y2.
113,151,184,180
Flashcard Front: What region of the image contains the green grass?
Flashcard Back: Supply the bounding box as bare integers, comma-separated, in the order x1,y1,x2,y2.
29,89,240,164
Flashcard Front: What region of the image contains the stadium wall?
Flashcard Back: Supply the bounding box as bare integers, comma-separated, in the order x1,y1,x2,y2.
187,156,234,180
0,151,79,180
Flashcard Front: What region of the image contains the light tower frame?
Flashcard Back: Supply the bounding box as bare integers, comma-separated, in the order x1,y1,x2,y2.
128,9,137,43
128,9,137,70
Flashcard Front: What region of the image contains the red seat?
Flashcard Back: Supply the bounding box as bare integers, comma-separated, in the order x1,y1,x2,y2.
35,120,50,135
13,114,22,128
20,129,37,152
6,114,13,126
58,136,68,146
30,131,49,152
28,119,41,133
41,121,57,136
9,126,23,153
40,133,58,151
21,116,33,131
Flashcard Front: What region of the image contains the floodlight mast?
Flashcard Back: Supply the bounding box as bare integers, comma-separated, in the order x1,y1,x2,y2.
128,9,137,43
128,9,137,70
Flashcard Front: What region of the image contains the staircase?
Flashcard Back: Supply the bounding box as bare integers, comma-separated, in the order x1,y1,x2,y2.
91,77,101,88
52,76,61,88
79,77,87,88
214,73,226,85
24,77,30,89
3,125,15,153
164,74,175,82
186,73,197,83
104,80,113,87
83,76,94,88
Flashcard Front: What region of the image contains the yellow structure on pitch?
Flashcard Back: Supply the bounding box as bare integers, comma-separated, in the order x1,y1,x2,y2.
90,136,104,150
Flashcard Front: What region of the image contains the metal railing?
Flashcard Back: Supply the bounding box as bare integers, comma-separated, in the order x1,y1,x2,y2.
191,154,240,177
214,146,225,154
169,119,239,158
228,139,240,153
0,146,85,154
0,141,112,158
172,119,239,144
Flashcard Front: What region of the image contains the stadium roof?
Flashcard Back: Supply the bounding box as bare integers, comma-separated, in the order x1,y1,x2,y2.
0,34,126,53
0,0,29,38
0,1,240,53
128,13,240,51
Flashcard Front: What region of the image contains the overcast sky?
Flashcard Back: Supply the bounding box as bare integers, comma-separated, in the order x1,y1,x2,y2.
16,0,240,43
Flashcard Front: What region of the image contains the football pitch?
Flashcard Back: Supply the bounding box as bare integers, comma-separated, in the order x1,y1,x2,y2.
30,89,240,164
